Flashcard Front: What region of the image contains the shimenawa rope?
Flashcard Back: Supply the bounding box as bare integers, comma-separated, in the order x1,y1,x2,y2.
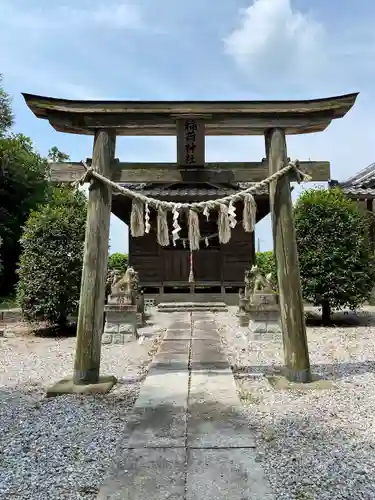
73,159,310,249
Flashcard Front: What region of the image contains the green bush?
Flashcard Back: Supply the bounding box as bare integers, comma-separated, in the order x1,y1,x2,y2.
108,252,128,274
17,186,87,326
295,187,375,324
255,250,277,290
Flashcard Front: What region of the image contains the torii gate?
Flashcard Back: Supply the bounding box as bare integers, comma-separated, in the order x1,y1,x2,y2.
22,92,358,395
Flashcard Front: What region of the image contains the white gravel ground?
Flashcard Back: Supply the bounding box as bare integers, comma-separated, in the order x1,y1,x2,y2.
3,307,375,500
217,306,375,500
0,318,166,500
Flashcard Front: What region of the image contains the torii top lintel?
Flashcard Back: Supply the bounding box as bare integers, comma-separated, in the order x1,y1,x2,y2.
22,92,358,136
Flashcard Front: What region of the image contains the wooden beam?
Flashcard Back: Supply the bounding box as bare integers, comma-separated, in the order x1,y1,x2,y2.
22,92,359,136
266,128,311,383
73,129,116,385
49,160,330,184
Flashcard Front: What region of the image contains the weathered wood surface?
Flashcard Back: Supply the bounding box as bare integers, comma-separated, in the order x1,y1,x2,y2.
74,129,116,384
176,119,205,165
23,92,359,136
266,128,311,383
49,160,331,183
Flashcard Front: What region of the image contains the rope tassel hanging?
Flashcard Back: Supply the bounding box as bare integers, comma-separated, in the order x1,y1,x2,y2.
172,205,181,246
130,199,145,237
188,209,200,251
157,206,169,246
243,194,257,233
144,203,151,234
218,204,231,244
188,250,194,283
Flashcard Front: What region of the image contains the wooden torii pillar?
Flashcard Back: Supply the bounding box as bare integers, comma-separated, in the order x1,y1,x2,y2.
266,129,310,382
21,92,358,394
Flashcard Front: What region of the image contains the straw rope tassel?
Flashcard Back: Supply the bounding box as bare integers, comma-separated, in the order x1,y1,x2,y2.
130,199,145,237
188,250,194,283
243,194,257,233
218,204,231,244
157,207,169,246
188,209,200,251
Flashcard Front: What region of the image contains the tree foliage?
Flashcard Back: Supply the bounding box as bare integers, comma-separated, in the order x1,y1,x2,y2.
47,146,70,163
17,186,87,326
295,187,375,323
108,252,128,274
0,76,72,297
0,133,49,295
255,250,277,285
0,75,13,135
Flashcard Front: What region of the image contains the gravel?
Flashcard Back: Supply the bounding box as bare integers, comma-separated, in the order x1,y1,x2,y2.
0,319,166,500
216,306,375,500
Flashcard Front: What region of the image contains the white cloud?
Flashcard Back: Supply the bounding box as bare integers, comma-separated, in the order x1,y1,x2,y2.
223,0,326,89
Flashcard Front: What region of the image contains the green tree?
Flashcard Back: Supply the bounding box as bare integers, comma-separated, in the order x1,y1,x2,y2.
0,74,13,135
295,187,375,324
17,186,87,326
0,75,71,297
108,252,128,274
255,250,277,286
47,146,70,163
0,134,49,295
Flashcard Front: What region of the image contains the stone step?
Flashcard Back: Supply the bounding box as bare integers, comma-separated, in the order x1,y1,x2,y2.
158,302,228,312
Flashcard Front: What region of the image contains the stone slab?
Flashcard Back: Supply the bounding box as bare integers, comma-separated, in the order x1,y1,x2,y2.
97,448,186,500
118,323,137,335
164,329,191,340
104,322,120,333
157,339,190,355
135,372,189,408
102,332,134,345
168,321,191,329
188,370,256,448
125,405,187,448
46,375,117,397
190,339,228,370
104,304,137,317
151,339,190,370
127,371,189,447
187,449,275,500
192,328,220,341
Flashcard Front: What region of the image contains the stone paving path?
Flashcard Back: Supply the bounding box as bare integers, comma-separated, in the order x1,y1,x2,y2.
97,312,274,500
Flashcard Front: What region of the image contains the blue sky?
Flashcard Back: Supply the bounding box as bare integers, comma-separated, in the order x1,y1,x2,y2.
1,0,374,253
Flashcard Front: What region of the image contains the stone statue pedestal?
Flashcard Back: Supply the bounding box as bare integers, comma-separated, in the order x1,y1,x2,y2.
248,292,280,334
102,302,138,345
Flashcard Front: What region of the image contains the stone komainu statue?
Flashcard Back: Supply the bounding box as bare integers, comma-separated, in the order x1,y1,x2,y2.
244,265,274,299
110,266,139,304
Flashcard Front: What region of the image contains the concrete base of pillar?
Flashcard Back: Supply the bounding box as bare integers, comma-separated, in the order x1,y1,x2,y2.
46,375,117,397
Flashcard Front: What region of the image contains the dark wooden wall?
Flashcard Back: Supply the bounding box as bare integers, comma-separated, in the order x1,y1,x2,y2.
129,230,162,283
222,225,255,282
129,225,255,285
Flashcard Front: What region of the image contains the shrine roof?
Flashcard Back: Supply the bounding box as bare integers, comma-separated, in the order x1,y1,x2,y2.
116,182,268,201
22,92,358,136
337,161,375,198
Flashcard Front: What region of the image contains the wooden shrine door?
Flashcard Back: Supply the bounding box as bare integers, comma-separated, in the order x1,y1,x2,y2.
163,249,190,282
